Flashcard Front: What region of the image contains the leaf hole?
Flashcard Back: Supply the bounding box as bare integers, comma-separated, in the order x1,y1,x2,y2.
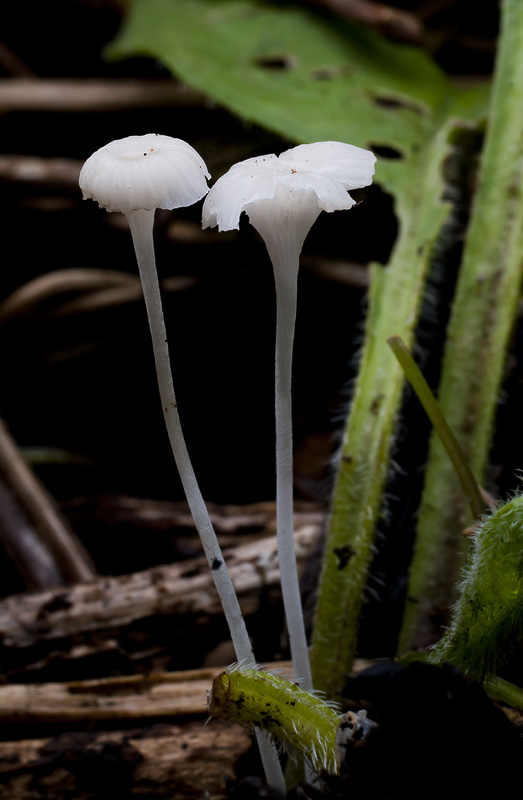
369,143,404,160
372,94,427,116
254,55,295,71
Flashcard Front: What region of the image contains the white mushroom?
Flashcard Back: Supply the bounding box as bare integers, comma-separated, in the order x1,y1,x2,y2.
79,134,243,631
203,141,376,693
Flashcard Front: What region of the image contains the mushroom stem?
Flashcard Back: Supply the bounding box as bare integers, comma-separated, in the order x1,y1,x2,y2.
127,209,250,658
126,209,285,791
271,251,313,693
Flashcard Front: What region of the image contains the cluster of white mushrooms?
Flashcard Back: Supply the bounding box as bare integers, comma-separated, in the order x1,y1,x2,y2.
79,134,376,788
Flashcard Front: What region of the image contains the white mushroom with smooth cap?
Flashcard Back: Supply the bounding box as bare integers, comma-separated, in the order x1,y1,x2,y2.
202,141,376,694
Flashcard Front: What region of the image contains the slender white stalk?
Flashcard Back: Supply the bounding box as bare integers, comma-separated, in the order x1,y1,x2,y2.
249,211,314,694
127,209,285,791
272,252,315,786
273,262,313,693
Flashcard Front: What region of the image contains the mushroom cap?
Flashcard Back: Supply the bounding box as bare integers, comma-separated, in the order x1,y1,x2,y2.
80,134,210,214
202,141,376,231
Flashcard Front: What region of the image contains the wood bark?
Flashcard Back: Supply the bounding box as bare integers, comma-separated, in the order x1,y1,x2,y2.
0,523,321,678
0,662,294,723
0,722,251,800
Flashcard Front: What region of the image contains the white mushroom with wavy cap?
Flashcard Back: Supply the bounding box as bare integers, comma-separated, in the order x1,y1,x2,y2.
203,141,376,694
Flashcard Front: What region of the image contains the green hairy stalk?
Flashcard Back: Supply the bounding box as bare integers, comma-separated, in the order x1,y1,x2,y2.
430,493,523,681
208,666,342,775
398,0,523,653
309,120,455,698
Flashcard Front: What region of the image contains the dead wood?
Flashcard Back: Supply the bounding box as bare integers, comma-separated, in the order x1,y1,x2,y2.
0,523,321,677
0,661,294,724
0,721,251,800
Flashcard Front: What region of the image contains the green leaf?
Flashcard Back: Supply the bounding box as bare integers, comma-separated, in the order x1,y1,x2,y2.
108,0,488,199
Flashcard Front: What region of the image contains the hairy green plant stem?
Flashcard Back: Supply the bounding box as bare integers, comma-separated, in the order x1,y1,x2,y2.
209,666,341,775
310,122,455,699
398,0,523,654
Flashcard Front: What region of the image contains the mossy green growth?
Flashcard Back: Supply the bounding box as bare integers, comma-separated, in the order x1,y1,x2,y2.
430,493,523,681
208,666,341,775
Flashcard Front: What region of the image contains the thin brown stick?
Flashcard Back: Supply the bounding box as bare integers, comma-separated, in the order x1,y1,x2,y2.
302,0,424,42
0,661,294,722
0,43,35,77
0,421,96,583
0,155,82,188
0,79,205,113
0,477,66,589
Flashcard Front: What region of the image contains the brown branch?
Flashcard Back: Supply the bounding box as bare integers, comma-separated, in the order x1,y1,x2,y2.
0,522,322,677
0,79,206,113
0,43,35,78
0,269,200,324
79,495,323,537
303,0,424,42
0,477,65,589
0,421,97,584
0,661,294,723
0,155,82,188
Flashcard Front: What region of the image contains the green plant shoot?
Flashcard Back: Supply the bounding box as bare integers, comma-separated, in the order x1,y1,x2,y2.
208,666,341,775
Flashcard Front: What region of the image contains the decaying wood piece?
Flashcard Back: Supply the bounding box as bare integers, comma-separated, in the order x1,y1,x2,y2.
0,523,321,675
0,722,251,800
0,661,295,723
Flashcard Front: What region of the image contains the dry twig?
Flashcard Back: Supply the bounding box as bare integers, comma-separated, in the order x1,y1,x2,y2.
0,79,205,113
302,0,424,42
0,421,96,584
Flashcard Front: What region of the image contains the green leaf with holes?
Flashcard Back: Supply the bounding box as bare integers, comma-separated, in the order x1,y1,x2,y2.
109,0,487,198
